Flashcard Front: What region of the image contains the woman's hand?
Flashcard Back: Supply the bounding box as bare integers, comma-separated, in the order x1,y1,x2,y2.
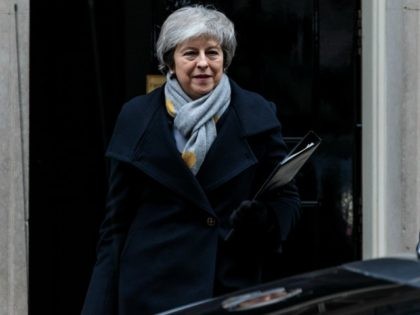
229,200,275,237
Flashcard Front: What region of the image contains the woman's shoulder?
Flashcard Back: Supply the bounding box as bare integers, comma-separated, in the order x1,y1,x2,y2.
229,79,280,135
106,87,164,160
119,87,164,118
229,79,274,108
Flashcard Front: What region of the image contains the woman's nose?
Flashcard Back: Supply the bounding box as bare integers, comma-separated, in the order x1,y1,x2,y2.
197,52,209,68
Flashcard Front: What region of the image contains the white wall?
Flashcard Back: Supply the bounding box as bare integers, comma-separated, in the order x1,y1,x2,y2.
362,0,420,259
0,0,29,314
397,0,420,256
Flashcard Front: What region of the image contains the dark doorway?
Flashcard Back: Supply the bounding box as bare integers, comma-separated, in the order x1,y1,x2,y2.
29,0,361,314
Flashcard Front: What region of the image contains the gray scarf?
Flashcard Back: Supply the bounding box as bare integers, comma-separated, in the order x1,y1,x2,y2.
164,73,231,175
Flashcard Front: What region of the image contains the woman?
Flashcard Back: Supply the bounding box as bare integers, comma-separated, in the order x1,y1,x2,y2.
82,5,301,315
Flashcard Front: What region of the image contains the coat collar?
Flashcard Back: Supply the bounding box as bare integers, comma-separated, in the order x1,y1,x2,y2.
106,80,281,213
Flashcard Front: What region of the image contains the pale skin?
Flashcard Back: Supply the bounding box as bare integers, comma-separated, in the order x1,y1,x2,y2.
171,36,224,100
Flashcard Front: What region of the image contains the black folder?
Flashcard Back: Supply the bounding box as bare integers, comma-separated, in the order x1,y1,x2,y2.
225,131,321,241
253,130,321,199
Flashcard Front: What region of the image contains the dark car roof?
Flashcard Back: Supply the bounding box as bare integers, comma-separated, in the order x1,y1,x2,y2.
157,257,420,315
343,257,420,288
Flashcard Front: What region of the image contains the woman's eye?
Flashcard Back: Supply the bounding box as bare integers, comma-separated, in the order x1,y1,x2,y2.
207,51,221,60
184,51,196,57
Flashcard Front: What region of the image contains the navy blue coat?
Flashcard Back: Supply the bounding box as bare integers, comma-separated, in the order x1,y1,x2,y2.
81,80,301,315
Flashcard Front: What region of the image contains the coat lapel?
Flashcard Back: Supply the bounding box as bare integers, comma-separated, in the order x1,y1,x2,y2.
196,79,282,191
196,107,258,191
130,101,215,215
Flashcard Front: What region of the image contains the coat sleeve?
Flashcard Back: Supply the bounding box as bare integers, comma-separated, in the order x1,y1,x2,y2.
81,158,136,315
250,103,302,250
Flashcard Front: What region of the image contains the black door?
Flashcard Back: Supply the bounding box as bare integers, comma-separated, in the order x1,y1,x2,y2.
122,0,362,277
30,0,361,314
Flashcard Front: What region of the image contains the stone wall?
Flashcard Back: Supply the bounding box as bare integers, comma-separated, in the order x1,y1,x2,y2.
398,0,420,255
386,0,420,256
0,0,29,314
363,0,420,258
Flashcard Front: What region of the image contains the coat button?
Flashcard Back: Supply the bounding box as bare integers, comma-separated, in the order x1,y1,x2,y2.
206,217,216,227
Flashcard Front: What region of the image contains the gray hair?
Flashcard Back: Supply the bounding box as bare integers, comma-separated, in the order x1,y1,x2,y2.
156,5,237,73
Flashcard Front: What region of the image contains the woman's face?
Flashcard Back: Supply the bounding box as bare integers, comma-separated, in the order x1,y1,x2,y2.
171,36,224,100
